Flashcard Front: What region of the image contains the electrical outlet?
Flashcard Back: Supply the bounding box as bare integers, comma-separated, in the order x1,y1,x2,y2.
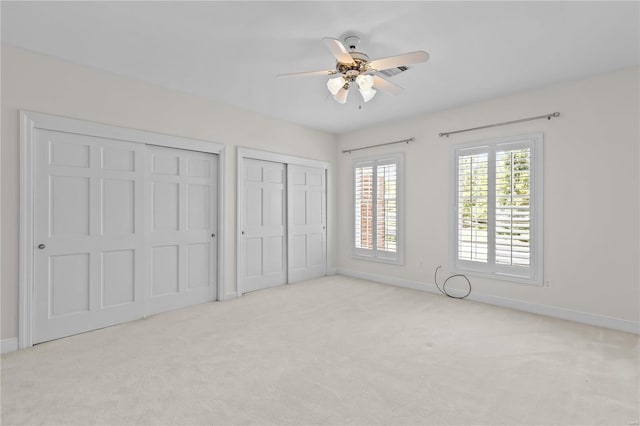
545,280,551,287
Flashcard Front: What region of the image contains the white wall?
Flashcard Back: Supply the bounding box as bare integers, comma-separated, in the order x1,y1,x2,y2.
337,67,640,327
0,45,339,340
3,45,638,342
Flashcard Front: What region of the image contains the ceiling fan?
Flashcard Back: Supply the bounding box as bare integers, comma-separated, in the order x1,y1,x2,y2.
278,35,429,104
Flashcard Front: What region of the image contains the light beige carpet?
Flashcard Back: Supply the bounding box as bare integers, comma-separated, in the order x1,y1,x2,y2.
2,275,639,425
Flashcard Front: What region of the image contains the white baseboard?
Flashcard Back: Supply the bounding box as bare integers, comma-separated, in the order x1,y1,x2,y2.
336,268,640,335
222,292,239,301
1,337,18,354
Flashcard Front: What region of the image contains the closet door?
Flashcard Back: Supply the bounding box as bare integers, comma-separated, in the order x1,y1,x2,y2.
147,146,217,314
288,165,327,282
33,130,145,344
241,159,287,293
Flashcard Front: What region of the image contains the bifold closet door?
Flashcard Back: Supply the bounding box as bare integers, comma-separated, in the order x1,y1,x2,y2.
147,146,217,315
241,159,287,293
33,130,146,344
288,165,327,282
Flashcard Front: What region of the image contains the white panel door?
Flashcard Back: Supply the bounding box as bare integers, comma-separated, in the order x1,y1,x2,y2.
147,146,217,315
288,165,327,282
242,159,287,293
33,130,145,344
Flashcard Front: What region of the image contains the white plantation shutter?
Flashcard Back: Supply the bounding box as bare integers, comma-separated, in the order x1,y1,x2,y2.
495,148,531,268
452,134,542,284
354,164,374,250
376,162,397,253
457,151,489,263
353,154,403,263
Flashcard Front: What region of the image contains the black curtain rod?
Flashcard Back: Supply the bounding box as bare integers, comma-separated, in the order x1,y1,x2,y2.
439,112,560,138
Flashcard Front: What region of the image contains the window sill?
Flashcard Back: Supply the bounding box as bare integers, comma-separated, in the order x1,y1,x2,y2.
353,253,404,266
452,266,543,286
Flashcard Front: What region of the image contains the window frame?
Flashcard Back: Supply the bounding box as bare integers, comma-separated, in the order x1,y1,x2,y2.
352,152,404,264
450,133,543,285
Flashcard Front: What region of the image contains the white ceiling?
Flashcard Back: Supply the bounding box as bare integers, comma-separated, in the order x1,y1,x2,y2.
2,1,638,134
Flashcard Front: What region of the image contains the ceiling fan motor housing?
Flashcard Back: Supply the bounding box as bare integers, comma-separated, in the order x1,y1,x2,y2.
337,52,370,81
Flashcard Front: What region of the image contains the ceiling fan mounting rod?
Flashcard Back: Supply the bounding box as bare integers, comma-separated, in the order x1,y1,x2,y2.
344,35,360,51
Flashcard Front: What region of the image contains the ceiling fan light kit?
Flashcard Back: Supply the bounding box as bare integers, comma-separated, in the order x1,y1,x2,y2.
327,76,345,96
278,35,429,105
334,86,349,104
355,74,376,102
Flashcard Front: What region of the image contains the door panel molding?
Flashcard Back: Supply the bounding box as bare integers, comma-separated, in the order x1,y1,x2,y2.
19,110,226,349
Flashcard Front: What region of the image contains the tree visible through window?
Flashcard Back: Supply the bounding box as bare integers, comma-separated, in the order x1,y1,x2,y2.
354,154,403,263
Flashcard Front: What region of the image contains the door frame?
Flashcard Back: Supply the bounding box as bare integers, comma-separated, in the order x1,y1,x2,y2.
236,147,330,296
19,110,226,349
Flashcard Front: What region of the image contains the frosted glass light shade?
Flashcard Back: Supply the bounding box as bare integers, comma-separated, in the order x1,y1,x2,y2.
356,74,374,90
327,77,345,95
334,87,349,104
359,87,377,103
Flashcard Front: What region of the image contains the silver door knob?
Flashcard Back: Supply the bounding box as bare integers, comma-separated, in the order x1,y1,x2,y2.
38,244,46,249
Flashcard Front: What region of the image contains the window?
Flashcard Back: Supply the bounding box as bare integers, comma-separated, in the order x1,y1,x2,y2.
451,133,543,284
353,153,403,263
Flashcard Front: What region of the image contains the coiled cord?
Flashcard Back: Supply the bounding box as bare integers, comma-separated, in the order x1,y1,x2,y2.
433,265,472,299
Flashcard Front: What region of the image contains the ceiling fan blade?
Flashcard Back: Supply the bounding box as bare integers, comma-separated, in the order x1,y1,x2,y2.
372,75,404,96
277,70,336,78
322,37,355,65
368,51,429,71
